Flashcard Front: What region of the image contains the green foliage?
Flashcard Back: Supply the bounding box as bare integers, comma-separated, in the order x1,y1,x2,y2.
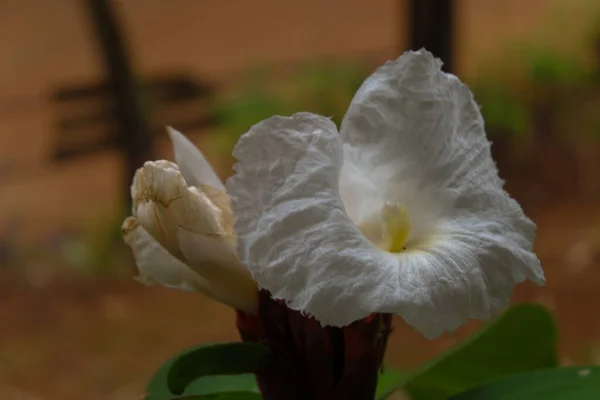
167,343,272,395
70,209,129,277
13,208,130,283
169,393,262,400
208,60,367,159
144,305,592,400
211,75,284,156
145,342,269,400
472,29,597,146
378,304,558,399
528,48,590,87
375,368,410,399
288,62,366,126
473,81,531,138
449,366,600,400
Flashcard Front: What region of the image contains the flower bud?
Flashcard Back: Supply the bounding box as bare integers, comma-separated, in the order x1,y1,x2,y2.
123,160,258,314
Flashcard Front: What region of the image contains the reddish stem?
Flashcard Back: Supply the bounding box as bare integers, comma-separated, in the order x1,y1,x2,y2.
236,290,392,400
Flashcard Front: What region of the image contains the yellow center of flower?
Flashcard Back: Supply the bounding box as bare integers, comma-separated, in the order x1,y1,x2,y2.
381,202,411,252
359,201,412,253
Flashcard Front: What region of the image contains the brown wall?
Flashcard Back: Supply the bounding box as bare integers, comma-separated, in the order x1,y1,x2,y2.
0,0,596,238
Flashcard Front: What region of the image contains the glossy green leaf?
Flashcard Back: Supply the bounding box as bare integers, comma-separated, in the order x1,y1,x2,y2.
146,373,259,400
185,375,259,396
168,342,271,395
375,367,410,399
449,366,600,400
388,304,558,399
170,392,262,400
145,343,265,400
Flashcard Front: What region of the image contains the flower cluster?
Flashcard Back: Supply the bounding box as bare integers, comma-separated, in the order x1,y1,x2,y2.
122,50,544,339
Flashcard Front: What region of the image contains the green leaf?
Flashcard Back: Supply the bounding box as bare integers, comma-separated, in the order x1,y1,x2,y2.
529,49,588,86
146,374,259,400
170,392,263,400
389,304,558,399
168,342,272,395
145,343,267,400
449,366,600,400
185,375,259,396
375,367,410,399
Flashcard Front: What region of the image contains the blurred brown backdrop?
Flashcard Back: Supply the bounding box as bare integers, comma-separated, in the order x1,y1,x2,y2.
1,1,599,399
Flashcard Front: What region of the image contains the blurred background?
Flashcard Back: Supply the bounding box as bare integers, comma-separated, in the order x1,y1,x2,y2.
1,0,600,398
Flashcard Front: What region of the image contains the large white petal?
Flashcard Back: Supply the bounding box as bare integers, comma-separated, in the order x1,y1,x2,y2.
167,127,226,191
339,50,531,238
227,113,399,327
336,49,545,335
228,103,544,338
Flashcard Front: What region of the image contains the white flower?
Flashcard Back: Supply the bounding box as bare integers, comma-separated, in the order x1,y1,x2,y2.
122,128,257,314
226,50,545,339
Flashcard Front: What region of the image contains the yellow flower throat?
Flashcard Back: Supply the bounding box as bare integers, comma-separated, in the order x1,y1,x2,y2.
360,201,412,253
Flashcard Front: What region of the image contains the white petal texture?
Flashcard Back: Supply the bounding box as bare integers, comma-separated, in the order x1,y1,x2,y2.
167,127,226,191
123,150,257,314
227,50,544,338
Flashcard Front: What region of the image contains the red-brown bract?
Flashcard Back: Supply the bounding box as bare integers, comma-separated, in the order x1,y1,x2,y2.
237,290,393,400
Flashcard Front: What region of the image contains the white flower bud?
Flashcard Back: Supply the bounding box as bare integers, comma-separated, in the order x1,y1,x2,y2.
122,136,258,314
